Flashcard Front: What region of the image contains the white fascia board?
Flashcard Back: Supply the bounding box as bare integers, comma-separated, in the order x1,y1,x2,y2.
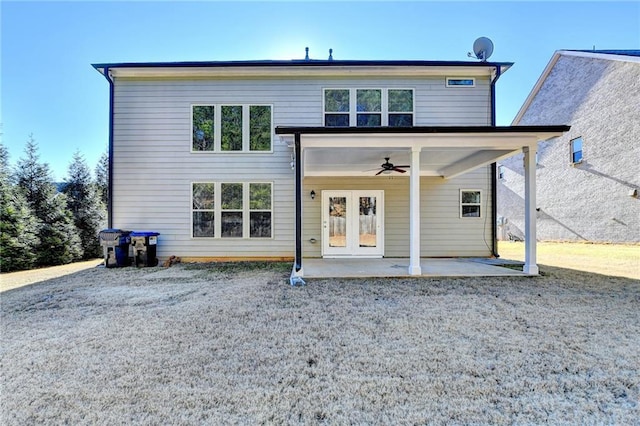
299,132,558,150
106,65,498,79
559,50,640,64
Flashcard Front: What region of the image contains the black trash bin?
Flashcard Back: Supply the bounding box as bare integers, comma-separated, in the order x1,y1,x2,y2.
130,231,160,267
99,229,131,268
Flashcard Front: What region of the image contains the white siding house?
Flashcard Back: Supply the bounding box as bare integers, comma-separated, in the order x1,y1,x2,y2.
94,57,568,278
498,50,640,243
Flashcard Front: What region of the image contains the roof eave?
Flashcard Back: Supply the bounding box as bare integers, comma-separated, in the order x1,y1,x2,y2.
92,60,513,78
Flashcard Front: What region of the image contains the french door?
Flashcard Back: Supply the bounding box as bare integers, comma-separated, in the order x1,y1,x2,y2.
322,190,384,257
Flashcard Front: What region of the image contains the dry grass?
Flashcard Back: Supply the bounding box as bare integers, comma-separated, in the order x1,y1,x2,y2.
1,262,639,424
499,241,640,280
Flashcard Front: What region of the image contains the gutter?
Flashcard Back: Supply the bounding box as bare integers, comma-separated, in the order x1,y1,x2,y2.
490,65,502,258
98,67,115,229
290,133,305,286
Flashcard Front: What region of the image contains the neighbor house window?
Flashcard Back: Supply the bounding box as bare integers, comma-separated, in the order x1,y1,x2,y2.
324,88,414,127
192,105,272,152
570,137,583,164
446,78,475,87
498,165,505,180
460,190,482,218
192,182,272,238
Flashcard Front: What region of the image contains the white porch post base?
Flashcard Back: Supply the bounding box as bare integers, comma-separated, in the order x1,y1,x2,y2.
408,147,422,275
523,263,539,275
523,145,538,275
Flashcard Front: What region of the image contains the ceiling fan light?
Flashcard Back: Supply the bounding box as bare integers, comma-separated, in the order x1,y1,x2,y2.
382,170,392,174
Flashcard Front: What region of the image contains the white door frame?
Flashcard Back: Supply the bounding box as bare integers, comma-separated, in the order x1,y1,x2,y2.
322,190,384,258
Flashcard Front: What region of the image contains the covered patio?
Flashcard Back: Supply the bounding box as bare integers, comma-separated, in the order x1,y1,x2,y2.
302,257,527,278
276,125,569,284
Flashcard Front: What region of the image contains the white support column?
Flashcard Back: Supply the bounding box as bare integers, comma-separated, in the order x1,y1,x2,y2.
408,147,422,275
523,145,539,275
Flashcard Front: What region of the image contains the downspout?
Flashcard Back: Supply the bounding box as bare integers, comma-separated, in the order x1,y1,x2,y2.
290,133,305,285
490,65,502,258
101,67,115,229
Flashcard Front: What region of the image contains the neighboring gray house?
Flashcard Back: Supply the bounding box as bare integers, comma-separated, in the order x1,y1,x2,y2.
93,53,566,279
498,50,640,243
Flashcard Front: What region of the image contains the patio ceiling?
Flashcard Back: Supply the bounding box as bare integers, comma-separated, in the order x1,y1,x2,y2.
277,126,570,179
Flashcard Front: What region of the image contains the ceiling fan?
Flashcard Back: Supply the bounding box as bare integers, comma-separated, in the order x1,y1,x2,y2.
373,157,410,176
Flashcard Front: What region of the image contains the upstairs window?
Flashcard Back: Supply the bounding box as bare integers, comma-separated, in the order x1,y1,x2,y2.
324,88,414,127
388,89,413,126
356,89,382,127
324,89,350,127
570,137,583,164
460,189,482,218
192,105,272,152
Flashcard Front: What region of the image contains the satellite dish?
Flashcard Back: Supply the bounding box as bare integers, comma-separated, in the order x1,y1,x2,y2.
468,37,494,61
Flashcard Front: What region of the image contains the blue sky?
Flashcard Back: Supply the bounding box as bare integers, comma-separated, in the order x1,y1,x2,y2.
2,1,638,181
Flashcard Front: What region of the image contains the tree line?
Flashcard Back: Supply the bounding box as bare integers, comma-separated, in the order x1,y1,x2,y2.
1,135,108,272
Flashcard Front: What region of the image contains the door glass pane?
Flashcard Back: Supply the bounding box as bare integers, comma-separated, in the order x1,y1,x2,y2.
329,197,347,247
359,196,377,247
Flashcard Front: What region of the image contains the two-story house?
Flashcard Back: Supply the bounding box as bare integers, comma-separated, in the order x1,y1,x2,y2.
93,53,567,282
498,50,639,243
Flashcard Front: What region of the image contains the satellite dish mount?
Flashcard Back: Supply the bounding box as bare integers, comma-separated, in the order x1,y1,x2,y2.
467,37,494,62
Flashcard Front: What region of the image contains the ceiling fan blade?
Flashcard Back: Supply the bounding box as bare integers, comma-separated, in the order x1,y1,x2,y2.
393,168,407,173
375,169,385,176
395,165,410,168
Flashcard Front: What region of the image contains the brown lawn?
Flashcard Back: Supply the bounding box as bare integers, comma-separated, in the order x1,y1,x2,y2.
499,241,639,280
1,260,638,424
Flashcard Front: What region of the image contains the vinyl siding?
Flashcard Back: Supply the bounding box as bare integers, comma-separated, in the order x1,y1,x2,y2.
111,75,491,259
303,168,492,258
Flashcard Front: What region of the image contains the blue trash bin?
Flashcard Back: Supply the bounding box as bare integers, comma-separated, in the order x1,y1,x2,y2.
99,229,131,268
130,231,160,267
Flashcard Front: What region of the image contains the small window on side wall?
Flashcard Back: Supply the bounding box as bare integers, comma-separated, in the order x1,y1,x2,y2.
460,190,482,218
446,78,475,88
570,137,583,164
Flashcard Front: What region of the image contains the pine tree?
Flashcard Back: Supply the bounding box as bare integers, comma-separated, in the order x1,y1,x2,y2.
0,143,40,271
15,136,83,265
95,151,108,206
15,135,54,215
63,151,106,259
36,192,84,265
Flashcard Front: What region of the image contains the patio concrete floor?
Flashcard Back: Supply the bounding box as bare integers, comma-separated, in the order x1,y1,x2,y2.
301,257,529,278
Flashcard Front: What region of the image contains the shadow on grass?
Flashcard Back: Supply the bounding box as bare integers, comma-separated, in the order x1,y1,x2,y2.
183,261,292,274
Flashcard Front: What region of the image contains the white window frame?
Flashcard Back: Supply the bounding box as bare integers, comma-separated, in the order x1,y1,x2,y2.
460,189,483,219
446,77,476,88
191,181,273,239
323,88,414,127
570,137,583,164
191,104,273,153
